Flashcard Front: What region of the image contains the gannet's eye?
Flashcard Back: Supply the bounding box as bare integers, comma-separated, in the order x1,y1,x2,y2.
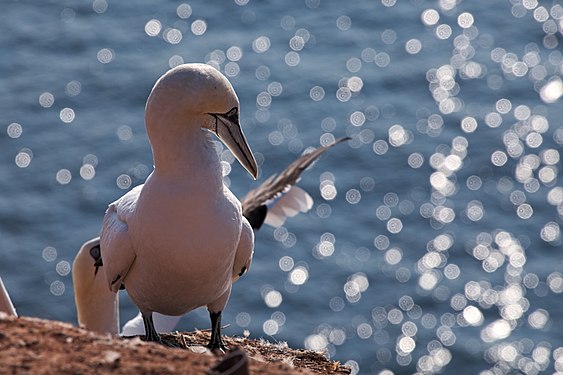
208,107,240,134
208,107,239,125
89,244,103,276
225,107,239,122
89,245,101,261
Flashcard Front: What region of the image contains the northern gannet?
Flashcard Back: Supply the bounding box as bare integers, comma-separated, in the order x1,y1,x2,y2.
100,63,259,351
73,135,348,341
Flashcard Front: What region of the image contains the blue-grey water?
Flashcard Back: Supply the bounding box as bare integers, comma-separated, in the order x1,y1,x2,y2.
1,1,562,374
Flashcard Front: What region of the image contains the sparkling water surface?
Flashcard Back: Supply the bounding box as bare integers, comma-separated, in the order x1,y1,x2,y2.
1,1,562,374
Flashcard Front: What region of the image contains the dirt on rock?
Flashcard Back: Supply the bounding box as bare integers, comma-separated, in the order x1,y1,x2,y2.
0,314,350,375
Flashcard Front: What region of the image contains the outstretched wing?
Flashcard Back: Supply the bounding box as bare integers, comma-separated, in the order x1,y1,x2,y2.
241,137,349,229
100,185,141,293
262,185,313,228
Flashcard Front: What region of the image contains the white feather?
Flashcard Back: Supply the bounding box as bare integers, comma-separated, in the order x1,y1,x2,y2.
264,186,313,228
0,276,17,317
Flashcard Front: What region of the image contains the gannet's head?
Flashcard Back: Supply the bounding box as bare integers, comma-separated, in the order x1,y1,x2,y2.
146,63,258,179
72,237,119,335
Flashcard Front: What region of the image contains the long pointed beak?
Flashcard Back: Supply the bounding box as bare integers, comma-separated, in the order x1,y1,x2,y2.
210,113,259,180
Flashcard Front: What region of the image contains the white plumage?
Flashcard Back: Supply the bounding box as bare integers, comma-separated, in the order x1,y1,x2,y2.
264,186,313,228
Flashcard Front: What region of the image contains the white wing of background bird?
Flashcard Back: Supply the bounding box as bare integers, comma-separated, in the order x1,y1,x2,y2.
0,276,17,317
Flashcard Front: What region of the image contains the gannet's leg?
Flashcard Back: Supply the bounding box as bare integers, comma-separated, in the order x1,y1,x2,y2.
142,312,161,342
207,311,227,351
122,312,182,337
207,288,231,352
140,311,184,348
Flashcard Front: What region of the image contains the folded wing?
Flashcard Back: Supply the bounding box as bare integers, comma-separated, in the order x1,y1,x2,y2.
100,186,141,293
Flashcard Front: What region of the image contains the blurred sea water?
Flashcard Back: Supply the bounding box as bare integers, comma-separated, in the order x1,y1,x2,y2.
1,1,563,374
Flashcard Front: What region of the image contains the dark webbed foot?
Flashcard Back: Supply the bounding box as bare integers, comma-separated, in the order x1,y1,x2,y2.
207,311,228,354
141,312,180,348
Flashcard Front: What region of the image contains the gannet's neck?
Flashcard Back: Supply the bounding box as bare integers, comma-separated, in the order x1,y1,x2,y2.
75,278,119,335
73,242,119,335
147,116,222,186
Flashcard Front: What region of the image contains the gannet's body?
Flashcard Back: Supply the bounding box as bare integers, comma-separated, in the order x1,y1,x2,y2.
74,137,348,338
100,63,258,349
103,157,250,315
